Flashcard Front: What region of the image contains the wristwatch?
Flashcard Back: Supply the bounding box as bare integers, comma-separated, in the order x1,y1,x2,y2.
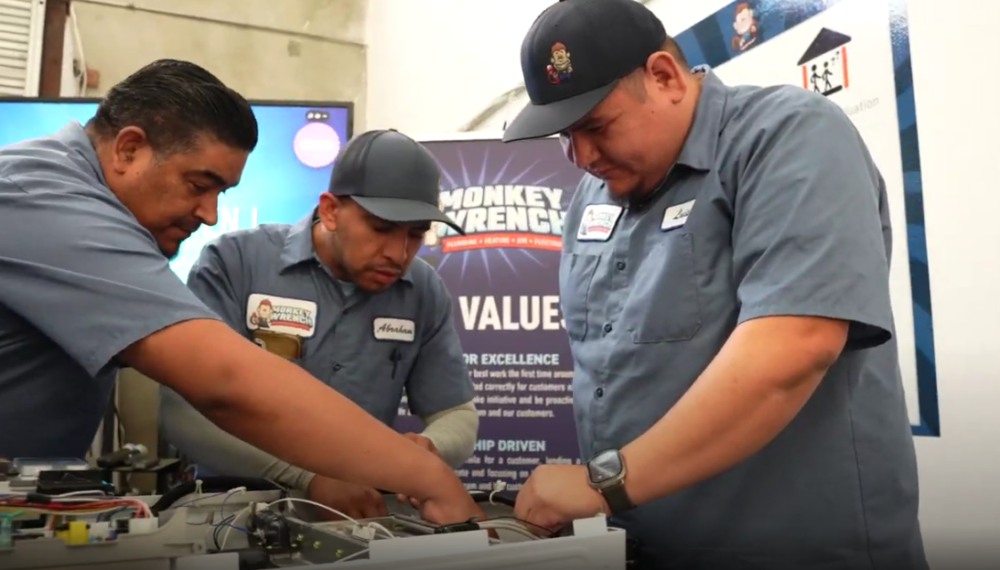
585,449,635,515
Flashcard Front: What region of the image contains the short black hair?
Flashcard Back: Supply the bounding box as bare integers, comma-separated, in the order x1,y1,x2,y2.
87,59,258,155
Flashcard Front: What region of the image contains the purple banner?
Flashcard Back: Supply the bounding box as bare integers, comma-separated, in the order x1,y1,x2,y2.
393,137,586,492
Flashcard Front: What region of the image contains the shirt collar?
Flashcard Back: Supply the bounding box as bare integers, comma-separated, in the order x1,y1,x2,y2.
278,212,317,271
278,209,414,284
673,66,729,172
58,121,110,187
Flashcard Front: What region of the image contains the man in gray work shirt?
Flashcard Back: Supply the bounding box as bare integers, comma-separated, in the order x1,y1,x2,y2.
160,129,478,518
505,1,926,569
0,59,487,525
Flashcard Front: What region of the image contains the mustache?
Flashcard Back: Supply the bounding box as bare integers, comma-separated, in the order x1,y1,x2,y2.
179,222,202,235
371,264,403,273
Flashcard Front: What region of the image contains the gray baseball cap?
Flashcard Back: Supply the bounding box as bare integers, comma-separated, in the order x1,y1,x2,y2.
328,129,464,235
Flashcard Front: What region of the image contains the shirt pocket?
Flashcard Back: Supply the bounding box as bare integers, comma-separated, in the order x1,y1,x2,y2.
559,252,602,342
623,232,703,343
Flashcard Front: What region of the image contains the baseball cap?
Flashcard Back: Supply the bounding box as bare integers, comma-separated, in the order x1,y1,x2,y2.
328,129,464,235
502,0,667,143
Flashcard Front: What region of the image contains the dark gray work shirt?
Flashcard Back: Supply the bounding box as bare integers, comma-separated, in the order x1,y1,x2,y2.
181,214,474,425
562,71,925,570
0,123,216,458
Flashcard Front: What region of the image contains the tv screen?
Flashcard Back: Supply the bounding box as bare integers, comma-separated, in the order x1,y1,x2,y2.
0,99,352,280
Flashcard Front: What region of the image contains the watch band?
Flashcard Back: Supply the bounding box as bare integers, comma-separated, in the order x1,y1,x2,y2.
600,481,635,514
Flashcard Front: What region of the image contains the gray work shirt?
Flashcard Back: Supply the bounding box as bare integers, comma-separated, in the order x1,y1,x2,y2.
180,214,474,425
0,123,217,458
562,71,925,570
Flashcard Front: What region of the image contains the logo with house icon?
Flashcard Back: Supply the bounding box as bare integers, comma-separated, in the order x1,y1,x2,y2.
797,28,852,98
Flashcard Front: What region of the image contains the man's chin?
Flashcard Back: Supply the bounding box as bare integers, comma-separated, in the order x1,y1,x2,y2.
159,242,181,260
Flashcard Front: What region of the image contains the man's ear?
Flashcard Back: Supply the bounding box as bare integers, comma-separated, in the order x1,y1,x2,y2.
110,126,150,174
317,192,340,232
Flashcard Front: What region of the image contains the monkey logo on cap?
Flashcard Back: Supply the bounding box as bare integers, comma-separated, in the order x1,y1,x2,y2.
546,42,573,84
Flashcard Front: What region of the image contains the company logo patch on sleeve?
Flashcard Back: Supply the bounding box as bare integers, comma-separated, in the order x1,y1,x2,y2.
246,293,318,338
373,317,416,342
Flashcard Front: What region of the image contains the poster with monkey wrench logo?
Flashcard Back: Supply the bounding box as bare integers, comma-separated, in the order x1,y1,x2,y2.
393,137,586,492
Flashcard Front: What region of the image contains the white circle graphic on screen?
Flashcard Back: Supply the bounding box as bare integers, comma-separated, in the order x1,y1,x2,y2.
293,122,341,168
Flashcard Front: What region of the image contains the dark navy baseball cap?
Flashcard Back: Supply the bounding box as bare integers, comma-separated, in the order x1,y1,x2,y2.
503,0,667,143
328,129,464,235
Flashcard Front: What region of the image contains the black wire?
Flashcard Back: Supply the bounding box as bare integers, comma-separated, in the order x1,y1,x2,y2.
482,515,557,537
212,514,236,551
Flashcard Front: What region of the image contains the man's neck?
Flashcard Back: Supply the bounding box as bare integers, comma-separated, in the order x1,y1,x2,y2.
310,222,352,283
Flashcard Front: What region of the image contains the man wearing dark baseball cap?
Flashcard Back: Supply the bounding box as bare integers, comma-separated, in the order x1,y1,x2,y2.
509,1,927,570
328,129,465,237
502,0,669,143
160,129,480,520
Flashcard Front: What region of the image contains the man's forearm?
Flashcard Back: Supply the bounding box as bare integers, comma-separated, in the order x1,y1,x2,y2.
420,401,479,468
122,319,465,502
620,316,846,505
159,387,315,491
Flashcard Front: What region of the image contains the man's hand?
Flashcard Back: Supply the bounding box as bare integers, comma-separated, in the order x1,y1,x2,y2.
419,487,487,527
513,465,607,534
396,433,440,508
307,476,388,520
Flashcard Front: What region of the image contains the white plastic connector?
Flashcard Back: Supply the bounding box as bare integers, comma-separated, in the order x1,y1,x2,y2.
253,502,268,513
128,516,158,535
89,521,112,541
351,524,377,541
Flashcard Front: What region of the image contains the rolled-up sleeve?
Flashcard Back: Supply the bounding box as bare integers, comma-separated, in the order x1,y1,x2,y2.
730,96,894,350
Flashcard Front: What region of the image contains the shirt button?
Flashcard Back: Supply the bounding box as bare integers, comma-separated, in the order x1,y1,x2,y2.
603,323,613,334
333,363,343,371
595,388,604,398
616,261,626,271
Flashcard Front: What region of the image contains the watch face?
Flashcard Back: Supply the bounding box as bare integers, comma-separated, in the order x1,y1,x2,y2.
587,450,623,485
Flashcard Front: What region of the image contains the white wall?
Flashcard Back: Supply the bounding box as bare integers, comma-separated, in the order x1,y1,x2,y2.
367,0,1000,565
72,0,368,126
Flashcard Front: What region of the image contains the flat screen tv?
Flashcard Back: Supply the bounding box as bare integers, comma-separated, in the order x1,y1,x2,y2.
0,98,353,280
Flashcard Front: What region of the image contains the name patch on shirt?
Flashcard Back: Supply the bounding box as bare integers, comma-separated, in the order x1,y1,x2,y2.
661,200,695,231
373,317,415,342
577,204,623,242
246,293,318,338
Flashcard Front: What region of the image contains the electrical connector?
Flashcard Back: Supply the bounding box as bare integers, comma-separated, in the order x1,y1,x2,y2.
89,521,113,542
434,518,481,534
351,524,377,541
128,516,158,535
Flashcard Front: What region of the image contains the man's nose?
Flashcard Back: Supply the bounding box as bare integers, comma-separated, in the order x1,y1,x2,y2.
383,233,410,265
196,194,219,227
563,131,598,169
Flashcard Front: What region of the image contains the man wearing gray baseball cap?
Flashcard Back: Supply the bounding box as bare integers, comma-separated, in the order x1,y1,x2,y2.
160,129,479,518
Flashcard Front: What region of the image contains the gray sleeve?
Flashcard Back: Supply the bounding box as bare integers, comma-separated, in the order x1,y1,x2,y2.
730,95,893,350
404,275,475,418
419,401,479,468
159,235,315,491
0,177,217,376
159,386,315,491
